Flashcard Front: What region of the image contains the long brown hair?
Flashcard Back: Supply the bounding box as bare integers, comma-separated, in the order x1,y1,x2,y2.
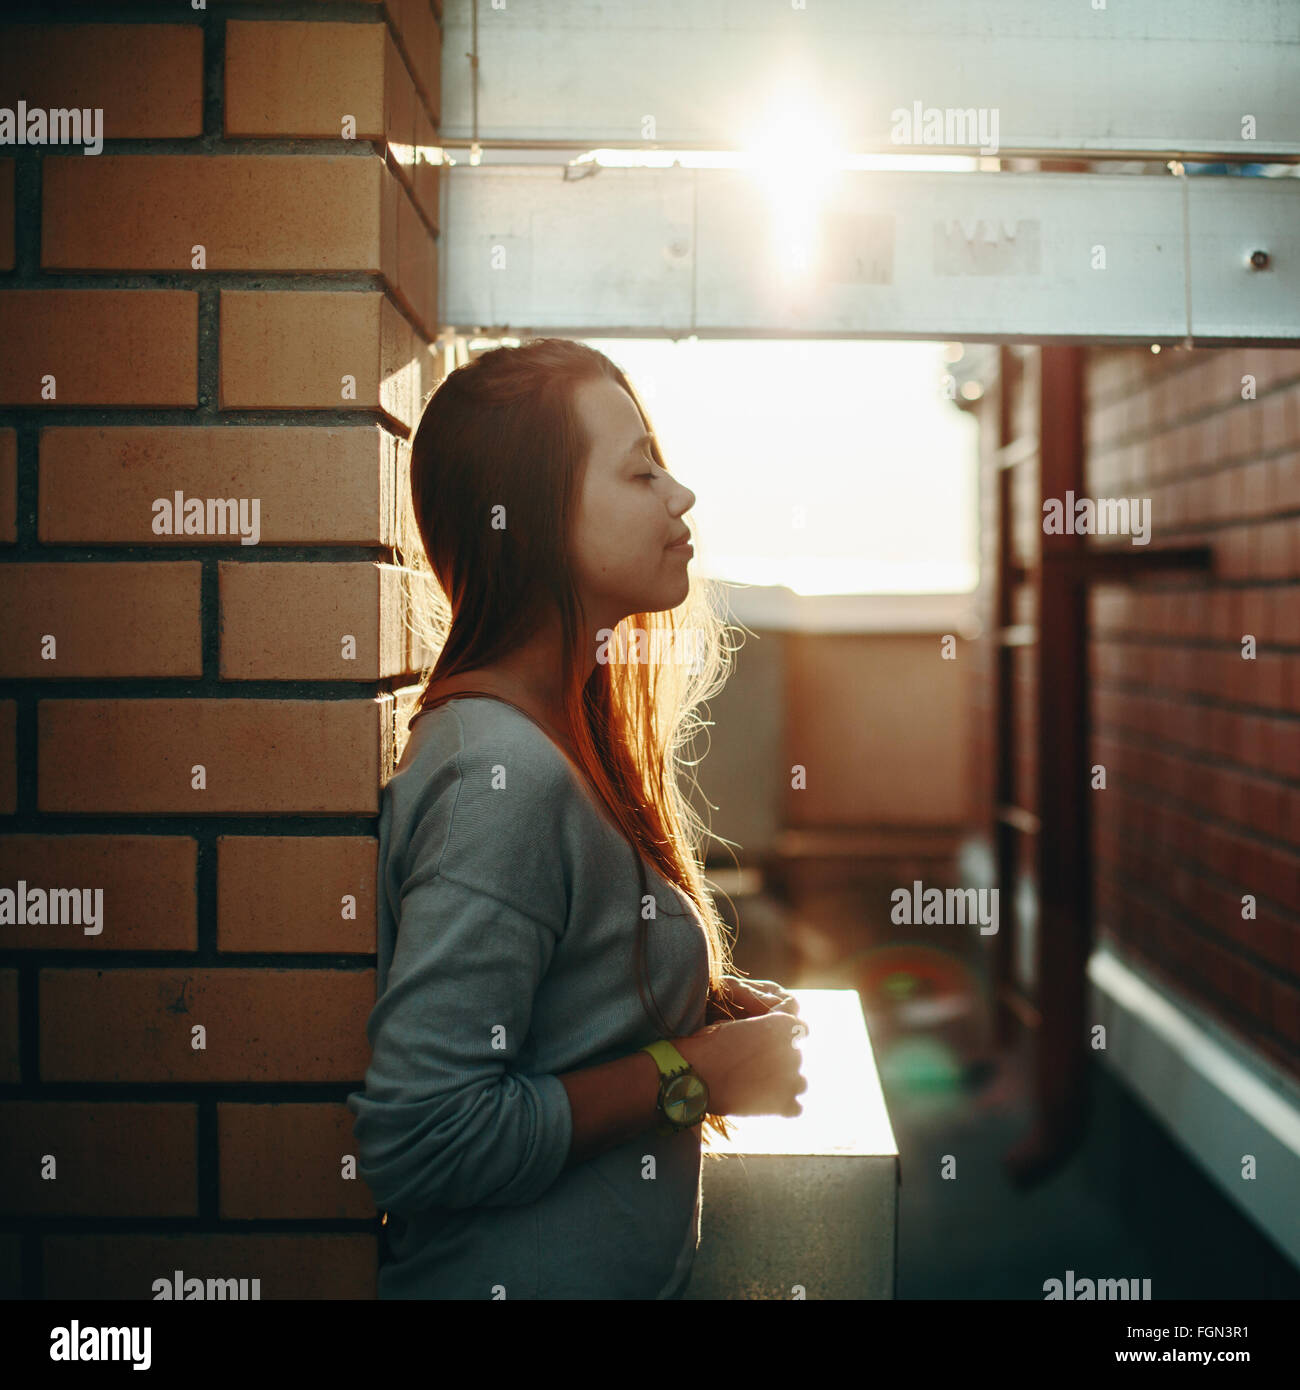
398,337,742,1148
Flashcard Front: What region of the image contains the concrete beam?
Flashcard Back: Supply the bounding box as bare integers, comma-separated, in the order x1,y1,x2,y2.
439,166,1300,344
441,0,1300,161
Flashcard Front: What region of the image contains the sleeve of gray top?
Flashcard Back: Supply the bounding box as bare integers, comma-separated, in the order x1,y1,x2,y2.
348,750,573,1216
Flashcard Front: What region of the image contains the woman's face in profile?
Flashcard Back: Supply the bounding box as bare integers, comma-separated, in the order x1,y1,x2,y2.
569,376,698,633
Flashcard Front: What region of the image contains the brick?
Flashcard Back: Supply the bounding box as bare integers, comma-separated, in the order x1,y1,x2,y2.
0,971,18,1083
0,835,196,951
1223,400,1262,462
218,1103,375,1218
383,29,416,188
0,158,12,270
1274,581,1300,646
40,425,400,546
1268,519,1295,578
409,314,436,427
1257,915,1300,990
1245,349,1285,396
1270,718,1300,780
380,167,438,343
43,1234,376,1300
219,291,422,430
0,291,196,406
1212,350,1247,405
1259,384,1300,454
225,20,385,137
43,155,382,271
0,563,201,678
1241,460,1270,518
422,4,443,127
1270,451,1300,511
217,836,376,952
0,702,15,815
0,25,202,138
381,178,400,336
1176,356,1219,415
1280,785,1300,847
395,171,437,339
218,561,435,680
1270,978,1300,1049
1212,461,1242,518
39,968,373,1082
1286,648,1300,715
1281,352,1300,390
0,427,14,544
385,0,441,124
1217,524,1249,582
412,98,440,229
0,1104,197,1217
1124,388,1151,440
224,17,436,214
38,697,389,815
1242,586,1276,646
1263,846,1300,909
1149,373,1177,433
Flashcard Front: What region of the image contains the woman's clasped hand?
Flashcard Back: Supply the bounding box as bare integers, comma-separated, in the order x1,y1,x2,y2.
681,975,808,1119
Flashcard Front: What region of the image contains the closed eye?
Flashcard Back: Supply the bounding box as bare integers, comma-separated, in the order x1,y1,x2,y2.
639,452,676,481
635,444,679,482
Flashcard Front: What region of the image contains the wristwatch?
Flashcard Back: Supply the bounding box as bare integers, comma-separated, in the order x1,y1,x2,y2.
640,1039,710,1136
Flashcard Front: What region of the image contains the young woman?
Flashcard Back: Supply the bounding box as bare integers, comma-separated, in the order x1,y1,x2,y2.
347,337,807,1300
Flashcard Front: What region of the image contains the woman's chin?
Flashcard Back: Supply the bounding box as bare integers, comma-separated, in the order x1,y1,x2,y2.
650,575,691,612
639,581,692,614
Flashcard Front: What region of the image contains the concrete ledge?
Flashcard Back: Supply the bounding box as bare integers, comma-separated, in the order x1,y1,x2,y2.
686,989,899,1299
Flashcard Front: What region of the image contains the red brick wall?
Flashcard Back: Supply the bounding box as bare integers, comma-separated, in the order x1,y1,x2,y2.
1087,346,1300,1080
0,4,442,1298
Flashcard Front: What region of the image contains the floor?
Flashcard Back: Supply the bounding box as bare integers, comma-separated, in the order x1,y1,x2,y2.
720,859,1300,1300
887,1023,1300,1299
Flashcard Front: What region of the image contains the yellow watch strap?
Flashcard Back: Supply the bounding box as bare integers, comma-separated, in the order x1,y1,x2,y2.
640,1039,690,1076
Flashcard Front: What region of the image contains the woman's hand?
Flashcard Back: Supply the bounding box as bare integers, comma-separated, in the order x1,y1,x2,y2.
677,1009,808,1118
706,974,802,1029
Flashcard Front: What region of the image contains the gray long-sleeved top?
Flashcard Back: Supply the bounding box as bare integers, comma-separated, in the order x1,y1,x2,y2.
346,694,711,1299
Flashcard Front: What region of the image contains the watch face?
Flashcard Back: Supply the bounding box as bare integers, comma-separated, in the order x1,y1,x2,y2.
663,1072,708,1126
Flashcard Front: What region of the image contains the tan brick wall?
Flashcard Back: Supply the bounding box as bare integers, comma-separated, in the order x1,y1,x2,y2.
0,290,198,406
0,25,203,137
0,836,197,950
218,1103,377,1219
0,562,203,678
0,4,441,1298
0,1105,199,1217
1087,346,1300,1080
44,1234,374,1301
216,836,377,953
39,425,405,546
